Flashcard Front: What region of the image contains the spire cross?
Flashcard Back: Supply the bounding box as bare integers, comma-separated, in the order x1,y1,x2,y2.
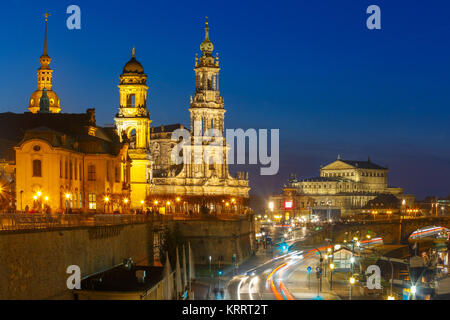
132,47,135,58
44,12,51,21
204,16,209,40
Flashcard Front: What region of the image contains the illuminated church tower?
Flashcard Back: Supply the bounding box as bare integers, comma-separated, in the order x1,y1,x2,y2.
187,17,229,179
115,48,152,208
29,13,61,113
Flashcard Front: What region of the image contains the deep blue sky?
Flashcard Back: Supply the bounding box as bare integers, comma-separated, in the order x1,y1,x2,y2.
1,0,449,199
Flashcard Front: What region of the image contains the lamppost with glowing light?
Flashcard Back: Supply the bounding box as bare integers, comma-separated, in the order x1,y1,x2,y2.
65,193,71,214
329,263,335,290
410,285,417,300
123,198,129,214
349,276,356,300
268,201,274,221
104,196,110,213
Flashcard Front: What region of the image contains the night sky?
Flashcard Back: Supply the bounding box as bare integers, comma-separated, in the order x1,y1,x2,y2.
1,0,449,200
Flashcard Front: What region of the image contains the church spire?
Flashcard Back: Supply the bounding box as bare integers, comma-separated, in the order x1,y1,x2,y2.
39,13,51,69
43,12,50,55
132,46,135,58
29,13,60,113
200,16,214,56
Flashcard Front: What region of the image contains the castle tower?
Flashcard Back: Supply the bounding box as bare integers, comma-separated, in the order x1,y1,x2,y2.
29,13,61,113
114,48,152,208
187,18,228,179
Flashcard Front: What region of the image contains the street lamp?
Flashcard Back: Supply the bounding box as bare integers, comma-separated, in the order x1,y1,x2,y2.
65,193,70,214
329,263,335,290
209,256,212,277
410,285,417,300
104,197,110,214
349,276,356,300
350,256,355,273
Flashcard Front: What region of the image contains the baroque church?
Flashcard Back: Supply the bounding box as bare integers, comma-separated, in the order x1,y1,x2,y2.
0,16,249,214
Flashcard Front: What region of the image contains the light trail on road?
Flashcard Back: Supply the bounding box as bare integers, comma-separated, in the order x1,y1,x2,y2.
249,276,259,300
237,276,248,300
267,245,333,300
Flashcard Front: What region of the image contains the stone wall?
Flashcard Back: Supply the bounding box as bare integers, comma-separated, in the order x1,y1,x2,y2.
0,217,254,299
170,217,255,266
0,223,153,300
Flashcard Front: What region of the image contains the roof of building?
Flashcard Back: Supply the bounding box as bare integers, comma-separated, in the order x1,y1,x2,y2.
150,123,186,134
0,138,16,162
122,48,145,74
338,159,387,170
80,264,165,292
0,110,124,157
294,176,351,183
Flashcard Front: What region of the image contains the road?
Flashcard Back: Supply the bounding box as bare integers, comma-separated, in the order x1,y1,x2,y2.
225,225,368,300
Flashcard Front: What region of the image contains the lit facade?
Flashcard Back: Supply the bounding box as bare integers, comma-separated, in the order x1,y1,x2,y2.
1,17,249,214
146,19,250,213
114,48,152,208
269,156,415,219
115,18,250,213
7,111,131,213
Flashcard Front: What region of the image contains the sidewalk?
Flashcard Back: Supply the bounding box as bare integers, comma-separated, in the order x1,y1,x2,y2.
286,256,377,300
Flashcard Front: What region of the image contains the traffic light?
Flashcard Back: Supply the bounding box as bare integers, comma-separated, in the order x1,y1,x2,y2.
218,270,223,276
307,266,312,274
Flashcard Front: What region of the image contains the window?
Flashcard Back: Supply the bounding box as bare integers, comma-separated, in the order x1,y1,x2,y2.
32,160,42,177
88,194,96,209
106,162,110,182
79,193,82,208
69,161,73,180
60,159,63,178
88,165,96,181
126,94,136,107
115,166,120,183
65,160,68,179
79,164,82,180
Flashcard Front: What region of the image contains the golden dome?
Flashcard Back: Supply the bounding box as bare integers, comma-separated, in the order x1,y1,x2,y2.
29,89,60,113
122,48,145,74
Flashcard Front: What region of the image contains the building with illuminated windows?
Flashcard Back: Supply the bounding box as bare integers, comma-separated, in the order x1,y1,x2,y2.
114,18,250,212
268,156,414,219
0,16,249,214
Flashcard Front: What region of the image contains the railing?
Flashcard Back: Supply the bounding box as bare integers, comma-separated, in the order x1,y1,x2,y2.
0,212,250,232
0,213,154,232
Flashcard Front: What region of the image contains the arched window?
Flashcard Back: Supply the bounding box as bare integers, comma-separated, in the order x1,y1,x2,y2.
32,160,42,177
